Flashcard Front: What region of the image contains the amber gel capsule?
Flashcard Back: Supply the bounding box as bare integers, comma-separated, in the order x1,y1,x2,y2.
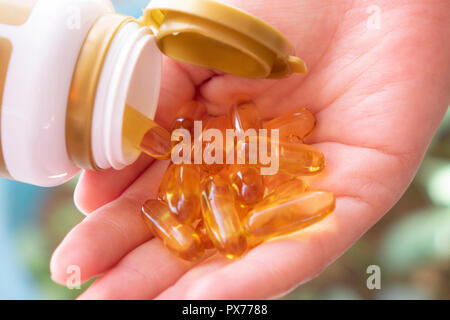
195,220,214,250
263,172,299,196
172,118,202,161
175,100,207,121
196,116,232,175
243,178,307,247
235,203,251,219
264,108,316,142
122,105,172,160
263,178,308,203
171,117,195,134
277,142,325,175
230,100,262,133
170,118,195,146
229,166,265,206
140,128,172,160
237,136,325,176
158,164,202,224
141,200,204,261
243,190,335,240
201,174,247,258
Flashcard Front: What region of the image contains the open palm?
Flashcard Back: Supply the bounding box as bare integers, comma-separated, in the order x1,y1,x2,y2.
50,0,450,299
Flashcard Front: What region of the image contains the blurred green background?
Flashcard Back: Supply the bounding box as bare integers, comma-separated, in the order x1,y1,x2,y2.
0,0,449,300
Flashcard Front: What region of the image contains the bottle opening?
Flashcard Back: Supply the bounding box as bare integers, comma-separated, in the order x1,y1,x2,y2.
66,14,162,171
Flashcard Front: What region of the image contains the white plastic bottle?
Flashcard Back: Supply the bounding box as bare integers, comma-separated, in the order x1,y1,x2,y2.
0,0,161,186
0,0,305,187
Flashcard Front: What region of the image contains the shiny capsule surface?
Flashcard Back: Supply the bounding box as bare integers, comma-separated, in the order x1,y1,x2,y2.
139,127,172,160
142,200,204,261
229,166,265,206
195,220,214,250
140,104,334,260
196,116,232,175
230,100,262,133
236,136,325,176
170,117,195,146
175,100,207,121
235,203,251,219
263,172,299,196
158,164,201,224
276,142,325,175
243,190,335,239
263,108,316,142
262,178,308,204
123,105,172,160
201,174,247,258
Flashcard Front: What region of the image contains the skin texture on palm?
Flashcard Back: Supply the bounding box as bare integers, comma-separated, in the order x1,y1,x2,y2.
50,0,450,299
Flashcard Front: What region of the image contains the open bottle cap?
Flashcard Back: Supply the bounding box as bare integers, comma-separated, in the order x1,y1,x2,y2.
141,0,306,79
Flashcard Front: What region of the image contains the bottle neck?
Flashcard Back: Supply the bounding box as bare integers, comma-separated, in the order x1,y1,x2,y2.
66,13,162,171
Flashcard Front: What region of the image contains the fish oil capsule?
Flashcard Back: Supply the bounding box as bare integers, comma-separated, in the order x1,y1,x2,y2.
236,202,252,219
122,105,172,160
276,142,325,175
243,190,335,240
230,100,262,133
237,136,325,176
195,220,215,250
175,100,207,122
171,118,195,144
196,116,232,175
263,173,299,196
262,178,308,204
245,178,307,247
263,108,316,142
201,174,247,258
140,128,172,160
244,178,306,247
158,164,201,224
141,200,204,261
229,166,265,206
170,118,196,159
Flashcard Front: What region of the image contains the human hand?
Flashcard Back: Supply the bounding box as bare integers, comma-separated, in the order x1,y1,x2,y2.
50,0,450,299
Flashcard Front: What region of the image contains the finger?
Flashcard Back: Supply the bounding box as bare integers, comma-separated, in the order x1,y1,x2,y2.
155,141,408,299
74,154,153,214
50,160,170,285
78,241,227,299
77,239,191,300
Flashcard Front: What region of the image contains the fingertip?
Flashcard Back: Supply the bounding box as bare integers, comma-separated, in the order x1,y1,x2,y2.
73,172,91,215
73,156,154,214
73,170,111,214
50,240,96,286
50,238,93,286
50,245,67,286
49,217,116,286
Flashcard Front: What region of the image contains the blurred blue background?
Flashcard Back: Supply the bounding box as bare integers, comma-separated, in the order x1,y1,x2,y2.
0,0,449,300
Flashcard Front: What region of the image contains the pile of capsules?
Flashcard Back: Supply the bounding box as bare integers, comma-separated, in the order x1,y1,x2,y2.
140,100,335,261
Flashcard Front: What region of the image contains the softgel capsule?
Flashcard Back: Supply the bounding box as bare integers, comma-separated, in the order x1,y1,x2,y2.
141,100,335,261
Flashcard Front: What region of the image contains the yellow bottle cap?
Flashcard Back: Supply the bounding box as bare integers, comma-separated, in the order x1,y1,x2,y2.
141,0,306,79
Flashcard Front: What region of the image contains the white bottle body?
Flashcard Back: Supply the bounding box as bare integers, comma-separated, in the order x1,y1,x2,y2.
0,0,162,187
